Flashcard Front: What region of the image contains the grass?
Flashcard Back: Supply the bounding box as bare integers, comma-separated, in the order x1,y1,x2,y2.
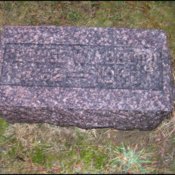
0,1,175,174
110,144,152,173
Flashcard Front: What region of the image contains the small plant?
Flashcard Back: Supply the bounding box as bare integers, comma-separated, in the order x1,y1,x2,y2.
0,117,9,144
110,144,152,173
80,146,107,170
31,146,46,165
0,117,9,135
67,10,81,22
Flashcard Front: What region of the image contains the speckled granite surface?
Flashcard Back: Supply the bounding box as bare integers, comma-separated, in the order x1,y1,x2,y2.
0,26,174,130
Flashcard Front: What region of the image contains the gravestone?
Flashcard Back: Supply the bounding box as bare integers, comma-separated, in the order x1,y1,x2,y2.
0,26,174,130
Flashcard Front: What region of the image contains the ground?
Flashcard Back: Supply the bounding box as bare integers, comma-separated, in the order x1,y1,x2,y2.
0,1,175,174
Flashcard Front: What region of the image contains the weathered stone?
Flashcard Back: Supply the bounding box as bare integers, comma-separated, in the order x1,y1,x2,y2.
0,26,174,130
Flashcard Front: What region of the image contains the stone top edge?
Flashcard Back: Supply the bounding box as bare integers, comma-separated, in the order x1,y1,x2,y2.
1,25,168,49
2,25,165,31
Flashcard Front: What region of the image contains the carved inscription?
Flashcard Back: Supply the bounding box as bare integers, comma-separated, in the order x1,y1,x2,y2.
0,44,163,90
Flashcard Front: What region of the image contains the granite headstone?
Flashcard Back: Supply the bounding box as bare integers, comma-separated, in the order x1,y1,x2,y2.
0,26,174,130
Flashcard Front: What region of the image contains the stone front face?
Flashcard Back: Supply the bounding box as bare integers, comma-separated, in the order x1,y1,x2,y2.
0,26,174,130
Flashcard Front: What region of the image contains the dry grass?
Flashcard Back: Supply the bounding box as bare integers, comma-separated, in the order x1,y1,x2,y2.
0,1,175,174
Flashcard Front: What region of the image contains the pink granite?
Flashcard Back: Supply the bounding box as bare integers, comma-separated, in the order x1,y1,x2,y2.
0,26,174,130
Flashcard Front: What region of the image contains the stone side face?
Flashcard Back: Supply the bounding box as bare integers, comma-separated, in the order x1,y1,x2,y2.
0,106,170,130
0,26,174,130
